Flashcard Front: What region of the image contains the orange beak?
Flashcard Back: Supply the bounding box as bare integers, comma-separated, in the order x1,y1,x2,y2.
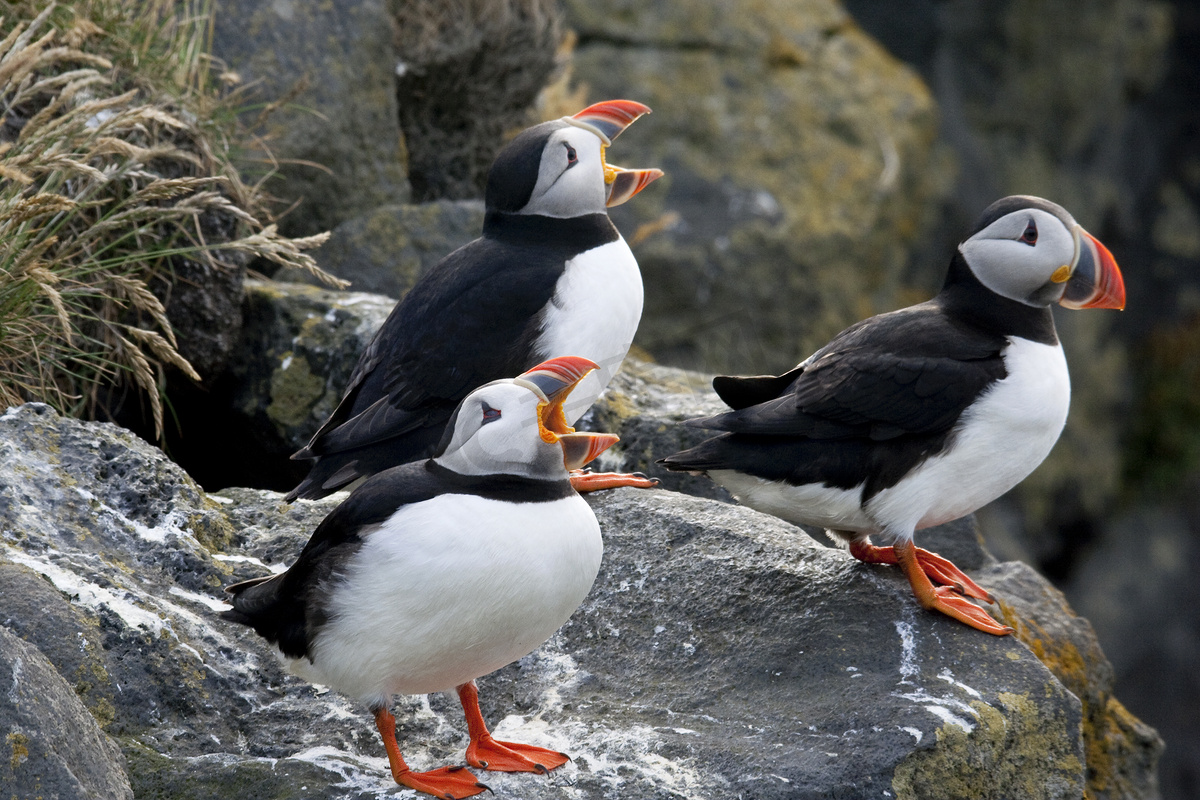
566,99,664,208
514,356,619,470
1059,227,1126,310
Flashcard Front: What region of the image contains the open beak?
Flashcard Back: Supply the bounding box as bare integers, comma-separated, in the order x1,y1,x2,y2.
1059,226,1126,310
566,99,664,208
514,356,619,470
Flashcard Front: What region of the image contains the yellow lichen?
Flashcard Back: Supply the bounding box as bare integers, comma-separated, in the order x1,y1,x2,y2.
8,732,29,771
893,692,1083,799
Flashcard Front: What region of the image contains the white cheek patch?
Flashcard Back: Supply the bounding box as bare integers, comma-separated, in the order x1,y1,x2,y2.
959,209,1077,305
522,131,608,218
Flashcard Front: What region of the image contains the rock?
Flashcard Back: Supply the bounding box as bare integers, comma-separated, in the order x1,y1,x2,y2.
561,0,949,376
229,279,396,459
0,402,1161,798
153,252,247,383
0,625,134,800
0,563,121,733
393,0,564,201
284,200,486,298
209,0,410,237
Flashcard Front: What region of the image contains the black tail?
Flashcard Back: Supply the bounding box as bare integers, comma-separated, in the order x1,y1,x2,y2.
657,435,734,474
712,366,803,410
221,574,311,660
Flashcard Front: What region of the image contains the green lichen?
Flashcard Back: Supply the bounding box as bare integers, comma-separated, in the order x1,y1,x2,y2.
266,352,325,429
892,692,1084,800
188,510,236,553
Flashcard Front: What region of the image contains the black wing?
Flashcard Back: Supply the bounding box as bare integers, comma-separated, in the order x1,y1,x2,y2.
691,301,1008,441
300,236,566,457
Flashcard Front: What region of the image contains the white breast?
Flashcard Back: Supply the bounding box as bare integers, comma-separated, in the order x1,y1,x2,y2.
289,493,602,706
866,336,1070,534
710,337,1070,541
535,238,643,423
710,469,873,532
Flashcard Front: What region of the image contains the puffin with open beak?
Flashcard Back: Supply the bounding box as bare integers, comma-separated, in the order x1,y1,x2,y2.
661,196,1126,635
225,356,619,799
287,100,663,502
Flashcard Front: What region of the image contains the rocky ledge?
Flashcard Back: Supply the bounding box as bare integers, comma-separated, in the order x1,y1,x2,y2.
0,401,1160,799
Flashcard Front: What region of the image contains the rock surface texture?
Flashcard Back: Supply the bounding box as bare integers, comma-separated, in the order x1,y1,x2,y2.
0,624,134,800
209,0,410,237
562,0,946,375
303,200,486,299
0,402,1161,799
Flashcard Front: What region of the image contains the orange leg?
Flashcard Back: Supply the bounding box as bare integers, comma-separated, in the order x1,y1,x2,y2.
568,468,659,492
457,681,570,773
373,707,489,799
848,539,995,603
891,539,1013,636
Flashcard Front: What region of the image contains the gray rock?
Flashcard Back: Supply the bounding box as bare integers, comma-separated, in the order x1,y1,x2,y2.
0,625,133,799
209,0,410,237
0,402,1161,798
288,200,486,298
393,0,564,201
1065,505,1184,800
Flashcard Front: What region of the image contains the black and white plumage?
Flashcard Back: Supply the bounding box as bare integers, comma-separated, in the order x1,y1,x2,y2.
224,356,618,798
661,195,1126,634
287,100,662,502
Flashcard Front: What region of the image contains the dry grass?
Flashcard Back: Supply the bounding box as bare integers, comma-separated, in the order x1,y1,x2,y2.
0,2,341,438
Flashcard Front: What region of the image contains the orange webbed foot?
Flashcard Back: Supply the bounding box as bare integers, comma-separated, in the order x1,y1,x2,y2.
396,765,491,799
913,548,995,603
848,540,994,602
927,586,1014,636
374,706,490,799
888,539,1013,637
466,733,570,773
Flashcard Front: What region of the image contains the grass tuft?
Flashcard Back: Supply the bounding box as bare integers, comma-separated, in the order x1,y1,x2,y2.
1,1,343,439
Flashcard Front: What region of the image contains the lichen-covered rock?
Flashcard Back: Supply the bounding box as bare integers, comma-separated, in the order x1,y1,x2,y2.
0,617,134,800
562,0,948,375
209,0,410,237
984,561,1164,800
228,280,396,459
0,403,1161,798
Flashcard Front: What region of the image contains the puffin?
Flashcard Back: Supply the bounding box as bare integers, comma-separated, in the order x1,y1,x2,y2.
223,356,619,799
660,196,1126,635
286,100,663,502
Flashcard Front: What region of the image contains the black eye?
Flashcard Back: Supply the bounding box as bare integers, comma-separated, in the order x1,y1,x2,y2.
1020,220,1037,245
481,403,501,424
564,143,578,165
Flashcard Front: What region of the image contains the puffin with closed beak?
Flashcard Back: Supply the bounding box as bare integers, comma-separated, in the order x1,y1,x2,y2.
225,356,619,798
661,196,1126,635
287,100,663,502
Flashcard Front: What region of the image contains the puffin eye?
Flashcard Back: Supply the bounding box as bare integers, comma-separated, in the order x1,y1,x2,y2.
481,403,501,424
1020,220,1038,245
564,143,578,165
